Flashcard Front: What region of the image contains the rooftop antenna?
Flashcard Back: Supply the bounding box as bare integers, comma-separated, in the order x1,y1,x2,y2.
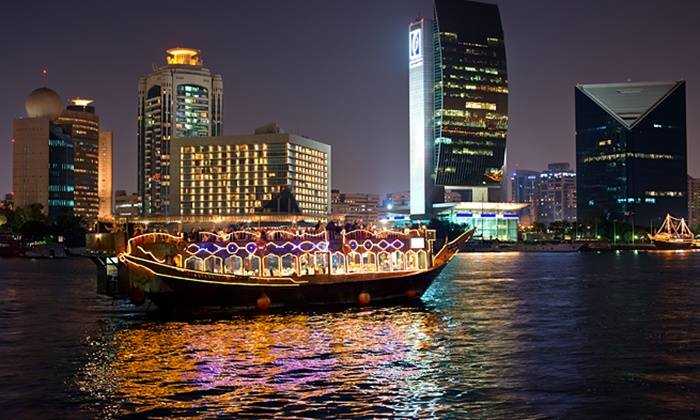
41,68,48,86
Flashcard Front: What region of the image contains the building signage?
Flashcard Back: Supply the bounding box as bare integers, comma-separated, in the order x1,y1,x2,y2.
409,28,422,64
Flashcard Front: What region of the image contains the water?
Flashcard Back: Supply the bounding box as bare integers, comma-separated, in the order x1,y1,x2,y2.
0,252,698,418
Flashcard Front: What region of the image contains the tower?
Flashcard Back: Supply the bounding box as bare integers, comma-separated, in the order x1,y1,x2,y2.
137,47,223,215
409,0,508,216
575,81,687,227
56,98,100,223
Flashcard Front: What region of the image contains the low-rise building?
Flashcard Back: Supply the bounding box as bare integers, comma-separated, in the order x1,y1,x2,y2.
331,190,380,224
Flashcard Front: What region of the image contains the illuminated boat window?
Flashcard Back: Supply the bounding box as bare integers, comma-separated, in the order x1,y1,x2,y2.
204,255,223,273
314,252,329,275
391,251,406,271
263,255,282,277
347,252,362,274
331,252,346,274
299,253,315,275
417,250,428,270
243,255,261,276
224,255,243,275
185,256,204,271
281,254,298,276
361,252,377,273
378,251,391,272
406,251,418,270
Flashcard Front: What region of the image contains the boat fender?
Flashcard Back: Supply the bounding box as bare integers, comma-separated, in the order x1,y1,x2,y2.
257,293,271,311
405,288,419,299
358,292,371,306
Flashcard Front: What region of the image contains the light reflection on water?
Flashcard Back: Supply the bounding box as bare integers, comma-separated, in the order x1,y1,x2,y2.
0,252,698,417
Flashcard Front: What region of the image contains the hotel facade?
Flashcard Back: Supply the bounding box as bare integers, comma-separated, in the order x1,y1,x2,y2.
169,125,330,218
138,47,223,216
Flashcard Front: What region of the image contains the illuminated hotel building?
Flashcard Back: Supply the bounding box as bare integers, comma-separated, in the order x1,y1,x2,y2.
138,47,223,216
98,131,113,219
56,98,100,222
409,0,508,216
170,125,330,217
12,87,75,218
576,81,688,227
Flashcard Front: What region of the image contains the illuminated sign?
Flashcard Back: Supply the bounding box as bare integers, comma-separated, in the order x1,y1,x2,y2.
410,237,425,249
409,29,422,63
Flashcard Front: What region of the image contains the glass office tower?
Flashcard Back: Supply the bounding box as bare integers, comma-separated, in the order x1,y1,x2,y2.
575,81,688,227
409,0,508,215
47,124,75,218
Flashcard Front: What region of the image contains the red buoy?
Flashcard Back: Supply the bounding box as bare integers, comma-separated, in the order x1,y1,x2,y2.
405,288,419,299
256,293,271,311
358,292,371,306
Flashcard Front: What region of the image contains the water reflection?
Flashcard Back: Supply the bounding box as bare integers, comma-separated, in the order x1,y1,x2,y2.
76,309,455,417
1,253,698,418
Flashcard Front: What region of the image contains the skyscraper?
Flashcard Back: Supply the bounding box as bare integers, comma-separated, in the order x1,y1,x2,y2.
575,81,688,227
98,131,113,219
409,0,508,216
138,47,223,215
57,98,100,223
12,88,75,218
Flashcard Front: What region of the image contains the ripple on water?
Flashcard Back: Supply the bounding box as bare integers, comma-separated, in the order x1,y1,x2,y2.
0,254,699,417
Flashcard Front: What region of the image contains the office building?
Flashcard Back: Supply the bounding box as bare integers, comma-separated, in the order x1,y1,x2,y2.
98,131,113,219
689,176,700,228
169,124,330,217
56,98,100,222
138,47,223,215
409,0,508,215
509,169,539,224
114,190,142,217
535,163,576,224
510,169,540,204
12,87,75,218
331,190,380,224
576,81,687,227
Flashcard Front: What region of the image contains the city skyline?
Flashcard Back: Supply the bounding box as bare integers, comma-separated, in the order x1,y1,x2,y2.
2,0,700,198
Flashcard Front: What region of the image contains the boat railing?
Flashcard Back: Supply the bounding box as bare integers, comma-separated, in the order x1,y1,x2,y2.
125,228,438,278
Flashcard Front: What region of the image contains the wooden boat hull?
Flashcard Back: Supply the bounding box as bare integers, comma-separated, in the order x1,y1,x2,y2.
118,228,474,312
652,239,694,250
140,264,447,312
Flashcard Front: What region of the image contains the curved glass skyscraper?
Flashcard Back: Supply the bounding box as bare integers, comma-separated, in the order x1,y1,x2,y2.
410,0,508,215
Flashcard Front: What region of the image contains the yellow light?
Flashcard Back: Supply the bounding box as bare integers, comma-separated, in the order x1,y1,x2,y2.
70,97,94,107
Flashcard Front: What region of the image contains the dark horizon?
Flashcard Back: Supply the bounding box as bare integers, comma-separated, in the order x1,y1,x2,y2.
2,0,699,197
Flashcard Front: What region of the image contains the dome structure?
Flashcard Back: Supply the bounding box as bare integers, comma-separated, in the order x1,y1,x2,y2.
25,87,63,118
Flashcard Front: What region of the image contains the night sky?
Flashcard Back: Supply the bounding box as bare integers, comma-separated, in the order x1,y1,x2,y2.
1,0,699,197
